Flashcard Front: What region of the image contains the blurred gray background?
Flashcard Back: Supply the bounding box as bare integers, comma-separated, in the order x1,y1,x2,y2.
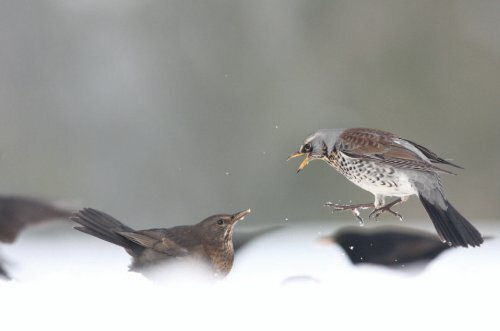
0,0,498,228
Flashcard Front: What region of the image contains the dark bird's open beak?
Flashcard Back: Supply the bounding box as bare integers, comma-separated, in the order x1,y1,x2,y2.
287,151,310,173
231,209,251,223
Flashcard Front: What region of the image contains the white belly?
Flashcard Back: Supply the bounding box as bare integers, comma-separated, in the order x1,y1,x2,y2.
347,171,418,197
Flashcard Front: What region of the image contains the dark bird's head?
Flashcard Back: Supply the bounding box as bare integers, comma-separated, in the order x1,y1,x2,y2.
196,209,251,244
287,129,344,172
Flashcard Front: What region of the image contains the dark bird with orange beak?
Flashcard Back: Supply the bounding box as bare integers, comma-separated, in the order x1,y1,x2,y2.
71,208,251,277
319,226,452,270
289,127,483,247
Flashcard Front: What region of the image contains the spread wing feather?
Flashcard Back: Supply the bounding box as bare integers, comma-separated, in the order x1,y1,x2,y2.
337,128,456,174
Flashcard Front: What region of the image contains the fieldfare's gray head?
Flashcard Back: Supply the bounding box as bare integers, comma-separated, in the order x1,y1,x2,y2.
197,209,251,243
288,129,344,172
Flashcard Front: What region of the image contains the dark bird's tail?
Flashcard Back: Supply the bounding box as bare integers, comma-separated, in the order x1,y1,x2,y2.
418,191,483,247
71,208,143,256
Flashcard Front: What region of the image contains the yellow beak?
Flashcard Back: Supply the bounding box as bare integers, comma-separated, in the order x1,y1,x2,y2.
287,151,303,161
297,156,311,173
287,151,310,173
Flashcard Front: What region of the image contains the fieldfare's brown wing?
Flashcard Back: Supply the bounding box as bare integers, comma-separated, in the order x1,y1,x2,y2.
337,128,456,174
400,138,463,169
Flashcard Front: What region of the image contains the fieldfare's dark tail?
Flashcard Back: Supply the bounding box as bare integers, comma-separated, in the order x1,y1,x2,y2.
71,208,143,256
418,192,483,247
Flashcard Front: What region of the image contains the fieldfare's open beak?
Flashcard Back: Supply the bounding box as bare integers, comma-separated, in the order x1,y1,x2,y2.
231,209,251,223
287,151,310,173
287,151,303,161
296,156,311,173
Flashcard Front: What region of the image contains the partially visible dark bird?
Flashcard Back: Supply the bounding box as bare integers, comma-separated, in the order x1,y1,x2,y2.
319,226,452,269
289,127,483,247
0,195,74,243
71,208,251,277
0,257,10,280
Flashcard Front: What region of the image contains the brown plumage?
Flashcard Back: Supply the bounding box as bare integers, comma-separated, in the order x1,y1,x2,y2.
334,128,461,174
0,195,74,243
71,208,250,277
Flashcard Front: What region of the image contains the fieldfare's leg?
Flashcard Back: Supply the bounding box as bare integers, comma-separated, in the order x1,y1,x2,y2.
368,197,405,222
324,201,374,225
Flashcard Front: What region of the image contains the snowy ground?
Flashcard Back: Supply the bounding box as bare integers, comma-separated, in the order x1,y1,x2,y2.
1,219,498,331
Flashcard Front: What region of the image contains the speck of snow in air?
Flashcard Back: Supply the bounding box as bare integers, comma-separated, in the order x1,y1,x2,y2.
275,125,279,129
349,246,354,250
225,171,230,176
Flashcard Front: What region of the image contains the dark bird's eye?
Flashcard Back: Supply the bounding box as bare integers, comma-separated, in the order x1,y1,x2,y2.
303,143,312,153
217,219,224,225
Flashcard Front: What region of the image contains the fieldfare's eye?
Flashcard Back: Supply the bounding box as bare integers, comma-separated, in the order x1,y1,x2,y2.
303,143,312,153
217,219,224,225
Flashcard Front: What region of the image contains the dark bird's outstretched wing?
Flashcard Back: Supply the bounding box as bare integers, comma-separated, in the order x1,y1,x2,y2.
0,196,73,243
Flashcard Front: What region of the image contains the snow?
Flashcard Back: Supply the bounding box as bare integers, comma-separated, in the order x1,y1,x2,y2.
1,220,498,331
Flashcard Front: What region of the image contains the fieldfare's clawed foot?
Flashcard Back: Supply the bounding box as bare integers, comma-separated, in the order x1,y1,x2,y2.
324,202,374,226
368,198,404,222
